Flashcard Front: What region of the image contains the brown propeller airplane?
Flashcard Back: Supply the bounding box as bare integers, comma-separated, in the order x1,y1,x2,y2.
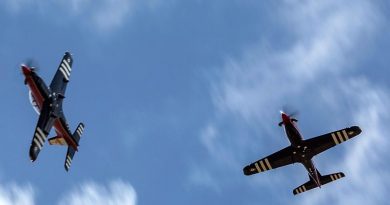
243,111,362,195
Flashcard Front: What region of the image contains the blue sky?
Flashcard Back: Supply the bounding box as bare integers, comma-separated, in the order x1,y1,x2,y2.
1,0,390,204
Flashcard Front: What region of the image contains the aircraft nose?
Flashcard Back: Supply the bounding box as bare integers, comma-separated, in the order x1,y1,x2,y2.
281,113,289,121
21,65,32,75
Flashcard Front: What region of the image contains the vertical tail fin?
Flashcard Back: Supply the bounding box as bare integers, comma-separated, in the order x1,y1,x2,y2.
64,123,85,172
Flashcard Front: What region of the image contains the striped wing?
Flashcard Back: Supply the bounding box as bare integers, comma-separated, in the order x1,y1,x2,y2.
49,52,73,94
305,126,362,157
243,146,294,175
29,101,55,162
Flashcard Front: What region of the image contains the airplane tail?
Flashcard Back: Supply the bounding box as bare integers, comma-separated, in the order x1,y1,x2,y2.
72,123,84,144
293,172,345,195
64,123,85,171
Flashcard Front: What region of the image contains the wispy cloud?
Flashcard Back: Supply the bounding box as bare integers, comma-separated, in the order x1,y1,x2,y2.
1,0,168,33
299,79,390,204
0,180,137,205
0,182,35,205
90,0,134,33
187,164,221,193
57,180,137,205
195,0,388,202
213,0,379,122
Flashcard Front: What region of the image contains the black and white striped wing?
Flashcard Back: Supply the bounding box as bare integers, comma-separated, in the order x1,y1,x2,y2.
29,101,55,162
305,126,362,157
49,52,73,94
243,146,295,175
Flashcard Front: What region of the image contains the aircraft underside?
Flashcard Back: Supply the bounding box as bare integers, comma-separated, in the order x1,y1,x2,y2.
243,112,362,195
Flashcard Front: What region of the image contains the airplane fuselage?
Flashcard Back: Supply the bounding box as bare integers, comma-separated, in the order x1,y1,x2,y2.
284,121,303,146
281,113,321,187
22,66,78,150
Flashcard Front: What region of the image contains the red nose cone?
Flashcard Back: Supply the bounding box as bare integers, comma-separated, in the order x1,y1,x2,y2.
21,65,32,75
281,113,290,123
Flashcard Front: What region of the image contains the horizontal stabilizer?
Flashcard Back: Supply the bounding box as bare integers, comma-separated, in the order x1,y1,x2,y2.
64,123,84,171
48,136,67,146
293,172,345,195
64,146,76,172
72,123,84,144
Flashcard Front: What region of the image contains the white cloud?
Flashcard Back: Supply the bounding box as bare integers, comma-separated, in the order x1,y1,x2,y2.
91,0,134,33
299,79,390,205
0,183,35,205
200,124,237,168
188,165,221,193
0,180,137,205
58,180,137,205
196,0,389,203
213,0,379,122
1,0,168,33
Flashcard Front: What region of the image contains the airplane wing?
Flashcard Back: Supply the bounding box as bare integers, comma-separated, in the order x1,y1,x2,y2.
243,146,295,175
304,126,362,157
49,52,73,94
29,100,56,161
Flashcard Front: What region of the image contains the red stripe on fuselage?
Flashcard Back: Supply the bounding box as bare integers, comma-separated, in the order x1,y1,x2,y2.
24,71,78,151
54,119,78,150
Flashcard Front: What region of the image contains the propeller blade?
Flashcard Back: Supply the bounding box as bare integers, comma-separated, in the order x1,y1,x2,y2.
22,58,39,72
281,105,299,117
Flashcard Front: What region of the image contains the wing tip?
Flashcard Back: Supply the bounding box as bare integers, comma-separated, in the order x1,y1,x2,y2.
64,161,71,172
350,126,362,135
29,145,39,162
339,172,345,178
63,52,73,64
243,165,252,176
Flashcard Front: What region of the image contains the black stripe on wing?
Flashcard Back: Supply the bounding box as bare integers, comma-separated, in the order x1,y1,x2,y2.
29,126,47,161
243,146,294,175
29,101,55,162
305,126,362,157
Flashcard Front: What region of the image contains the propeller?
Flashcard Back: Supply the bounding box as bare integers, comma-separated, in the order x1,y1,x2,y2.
21,58,39,72
281,105,299,117
279,105,300,126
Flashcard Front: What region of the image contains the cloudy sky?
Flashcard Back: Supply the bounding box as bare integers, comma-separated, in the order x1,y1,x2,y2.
0,0,390,204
